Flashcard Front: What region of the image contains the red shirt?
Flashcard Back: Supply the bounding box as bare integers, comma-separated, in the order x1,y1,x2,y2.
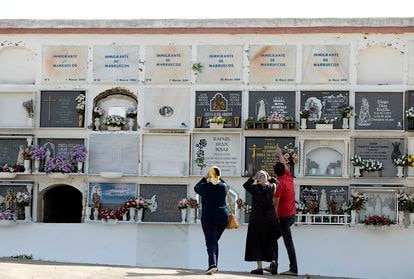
274,169,296,217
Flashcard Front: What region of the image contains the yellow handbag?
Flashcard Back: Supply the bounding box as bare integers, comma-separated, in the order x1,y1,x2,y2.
226,192,240,229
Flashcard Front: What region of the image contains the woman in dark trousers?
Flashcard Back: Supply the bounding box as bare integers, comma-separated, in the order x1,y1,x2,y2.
194,165,229,275
243,170,278,275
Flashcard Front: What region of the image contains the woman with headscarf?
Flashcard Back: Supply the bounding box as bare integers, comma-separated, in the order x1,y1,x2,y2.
243,170,278,275
194,165,229,275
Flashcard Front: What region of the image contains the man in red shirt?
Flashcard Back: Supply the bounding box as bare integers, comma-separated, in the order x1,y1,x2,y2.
271,145,298,276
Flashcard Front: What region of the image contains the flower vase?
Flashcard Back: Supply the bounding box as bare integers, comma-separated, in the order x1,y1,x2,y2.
236,208,243,223
94,118,100,131
78,114,84,127
122,213,127,221
77,161,83,173
34,159,40,173
342,118,349,129
27,117,33,127
300,118,307,129
209,123,224,129
180,208,187,224
410,213,414,226
93,208,99,220
24,159,31,174
351,210,357,224
85,206,91,221
24,205,31,221
129,207,136,222
189,208,196,223
354,166,361,177
128,118,135,131
137,208,143,223
398,211,405,225
397,166,404,178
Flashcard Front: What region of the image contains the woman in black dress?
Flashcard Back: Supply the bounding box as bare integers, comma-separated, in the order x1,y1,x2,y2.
243,170,278,275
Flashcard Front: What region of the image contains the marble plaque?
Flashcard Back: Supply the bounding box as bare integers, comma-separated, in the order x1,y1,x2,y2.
249,91,295,120
358,189,397,222
302,45,349,84
300,91,349,129
42,46,88,83
249,45,296,84
0,46,35,84
87,183,137,210
354,138,404,177
145,45,191,84
244,137,295,176
0,138,28,166
409,42,414,83
299,185,348,213
139,184,187,222
143,88,190,128
195,91,242,128
141,135,189,176
89,134,139,175
354,92,403,130
93,45,139,83
192,134,241,176
196,45,243,83
0,92,34,128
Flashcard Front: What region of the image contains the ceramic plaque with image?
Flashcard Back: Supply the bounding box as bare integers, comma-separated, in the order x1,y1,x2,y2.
143,88,190,128
145,45,191,84
249,45,296,84
93,45,139,83
196,45,243,83
87,183,137,211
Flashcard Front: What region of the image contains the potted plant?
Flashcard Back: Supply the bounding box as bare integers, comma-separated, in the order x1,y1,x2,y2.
30,145,46,173
299,108,310,129
75,93,86,127
393,154,407,178
45,156,73,179
315,118,336,130
22,99,34,127
177,198,188,223
104,115,126,131
406,107,414,129
126,107,138,131
92,107,104,131
244,117,255,129
99,208,118,224
70,145,87,173
208,116,225,129
350,155,364,177
16,191,32,221
338,104,353,129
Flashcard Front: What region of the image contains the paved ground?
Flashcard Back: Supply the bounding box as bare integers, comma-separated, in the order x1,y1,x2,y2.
0,258,356,279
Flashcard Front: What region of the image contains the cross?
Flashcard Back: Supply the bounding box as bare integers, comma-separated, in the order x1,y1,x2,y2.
42,94,56,121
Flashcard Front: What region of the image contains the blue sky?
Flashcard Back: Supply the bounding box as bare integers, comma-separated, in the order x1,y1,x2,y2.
1,0,410,19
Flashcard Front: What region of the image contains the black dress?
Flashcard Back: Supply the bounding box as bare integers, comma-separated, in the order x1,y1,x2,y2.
243,177,277,262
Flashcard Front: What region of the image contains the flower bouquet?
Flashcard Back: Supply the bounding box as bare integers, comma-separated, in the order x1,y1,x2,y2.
397,192,413,212
338,104,354,119
282,143,299,165
177,198,188,209
364,215,394,227
16,191,32,207
30,145,46,161
93,107,104,118
70,145,87,162
187,197,199,209
99,208,118,222
350,190,368,212
22,99,34,118
208,116,225,129
363,159,383,172
393,154,407,167
406,107,414,119
350,155,364,167
136,196,148,209
315,117,337,124
0,211,17,224
75,93,86,114
45,156,73,177
299,109,310,119
104,115,126,130
1,163,23,173
126,108,138,118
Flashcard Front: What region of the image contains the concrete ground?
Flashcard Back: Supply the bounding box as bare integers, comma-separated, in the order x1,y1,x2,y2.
0,258,357,279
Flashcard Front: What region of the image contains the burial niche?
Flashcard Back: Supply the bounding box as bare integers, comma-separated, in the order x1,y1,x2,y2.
43,184,82,223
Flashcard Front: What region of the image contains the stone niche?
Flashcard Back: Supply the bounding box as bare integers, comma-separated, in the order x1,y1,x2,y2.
357,45,403,85
0,46,35,84
0,92,35,128
92,87,138,131
299,139,350,178
354,187,397,223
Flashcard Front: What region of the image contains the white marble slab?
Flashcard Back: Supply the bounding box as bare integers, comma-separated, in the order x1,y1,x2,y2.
0,46,35,84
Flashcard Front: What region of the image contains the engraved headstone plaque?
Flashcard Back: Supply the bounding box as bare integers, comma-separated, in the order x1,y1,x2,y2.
249,91,295,120
299,185,349,213
93,45,139,83
0,138,28,165
42,46,88,83
249,45,296,84
302,45,349,84
196,45,243,83
145,45,191,84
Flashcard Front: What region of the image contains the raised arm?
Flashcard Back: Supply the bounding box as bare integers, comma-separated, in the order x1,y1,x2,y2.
275,144,289,171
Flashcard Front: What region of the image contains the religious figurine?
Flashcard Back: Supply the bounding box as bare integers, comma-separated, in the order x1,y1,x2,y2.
318,189,328,213
92,188,101,209
5,188,13,210
257,100,266,120
211,94,226,111
16,145,25,165
357,98,371,126
304,97,322,120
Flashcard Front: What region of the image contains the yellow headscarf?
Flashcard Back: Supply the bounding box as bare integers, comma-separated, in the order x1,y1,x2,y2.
209,166,221,185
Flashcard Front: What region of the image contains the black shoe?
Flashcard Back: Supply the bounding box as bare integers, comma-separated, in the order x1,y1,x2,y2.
205,265,217,275
269,261,277,275
280,270,298,276
250,268,263,275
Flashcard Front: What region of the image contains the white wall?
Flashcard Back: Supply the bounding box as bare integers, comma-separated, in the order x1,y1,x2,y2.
0,223,412,279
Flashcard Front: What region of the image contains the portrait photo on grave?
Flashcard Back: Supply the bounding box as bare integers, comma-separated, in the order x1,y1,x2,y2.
159,105,174,117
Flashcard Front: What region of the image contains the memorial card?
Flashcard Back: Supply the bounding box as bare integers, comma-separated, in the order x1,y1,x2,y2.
93,45,140,83
249,45,296,84
302,45,349,84
192,133,241,176
196,45,243,83
145,45,191,84
355,92,403,130
42,46,88,83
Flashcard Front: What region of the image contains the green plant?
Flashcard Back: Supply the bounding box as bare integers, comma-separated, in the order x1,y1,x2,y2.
299,109,310,119
192,62,203,73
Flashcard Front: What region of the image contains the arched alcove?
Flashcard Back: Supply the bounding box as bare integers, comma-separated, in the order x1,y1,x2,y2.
357,45,403,85
305,146,343,177
42,184,82,223
0,46,36,84
92,87,138,131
